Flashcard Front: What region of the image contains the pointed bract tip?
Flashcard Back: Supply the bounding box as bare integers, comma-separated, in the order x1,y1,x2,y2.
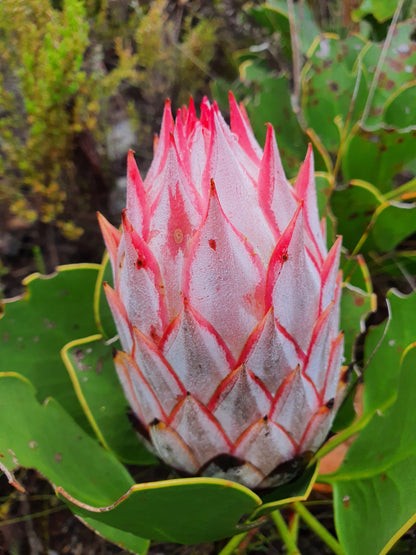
121,209,133,232
301,143,314,174
228,91,239,112
97,211,121,242
264,123,275,145
127,149,140,174
162,98,174,126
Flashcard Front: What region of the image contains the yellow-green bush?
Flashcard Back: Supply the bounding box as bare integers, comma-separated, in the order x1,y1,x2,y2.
0,0,218,240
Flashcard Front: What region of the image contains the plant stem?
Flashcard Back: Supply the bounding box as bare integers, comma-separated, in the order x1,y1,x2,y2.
271,510,300,555
0,505,65,527
293,502,345,555
218,532,250,555
289,510,300,541
287,0,302,116
360,0,404,124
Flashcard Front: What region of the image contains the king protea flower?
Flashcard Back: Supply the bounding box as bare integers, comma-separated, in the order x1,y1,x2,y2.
98,94,345,489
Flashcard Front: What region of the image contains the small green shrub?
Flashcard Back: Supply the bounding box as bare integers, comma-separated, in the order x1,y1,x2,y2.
0,0,219,239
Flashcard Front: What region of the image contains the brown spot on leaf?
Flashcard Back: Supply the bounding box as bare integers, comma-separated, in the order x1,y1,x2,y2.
343,495,350,508
387,58,403,72
96,358,103,374
54,453,63,463
353,295,365,307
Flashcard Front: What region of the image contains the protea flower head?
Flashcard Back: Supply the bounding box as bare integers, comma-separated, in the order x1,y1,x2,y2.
98,93,346,489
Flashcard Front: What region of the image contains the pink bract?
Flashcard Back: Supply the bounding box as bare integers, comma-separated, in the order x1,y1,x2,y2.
99,94,345,489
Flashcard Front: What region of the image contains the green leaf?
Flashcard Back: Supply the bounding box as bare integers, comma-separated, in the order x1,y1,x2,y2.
59,478,261,544
61,335,156,465
372,201,416,252
329,345,416,555
248,0,320,57
342,125,416,192
81,517,150,554
352,0,400,22
241,69,308,176
0,372,262,545
340,283,375,367
0,373,134,504
342,254,373,293
383,82,416,130
363,290,416,415
0,265,101,430
360,22,416,128
331,181,381,253
0,372,152,551
250,463,318,519
301,34,368,153
314,172,333,219
332,270,375,432
94,252,117,339
332,179,416,271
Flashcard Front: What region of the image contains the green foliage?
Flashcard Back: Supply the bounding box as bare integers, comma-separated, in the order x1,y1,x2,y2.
0,0,219,238
329,345,416,555
353,0,402,23
0,0,89,236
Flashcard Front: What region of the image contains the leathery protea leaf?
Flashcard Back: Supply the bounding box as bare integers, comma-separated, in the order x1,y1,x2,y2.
0,264,101,431
61,335,157,465
98,95,345,490
0,373,150,553
0,371,314,547
94,252,118,339
59,478,261,544
363,290,416,415
327,345,416,555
